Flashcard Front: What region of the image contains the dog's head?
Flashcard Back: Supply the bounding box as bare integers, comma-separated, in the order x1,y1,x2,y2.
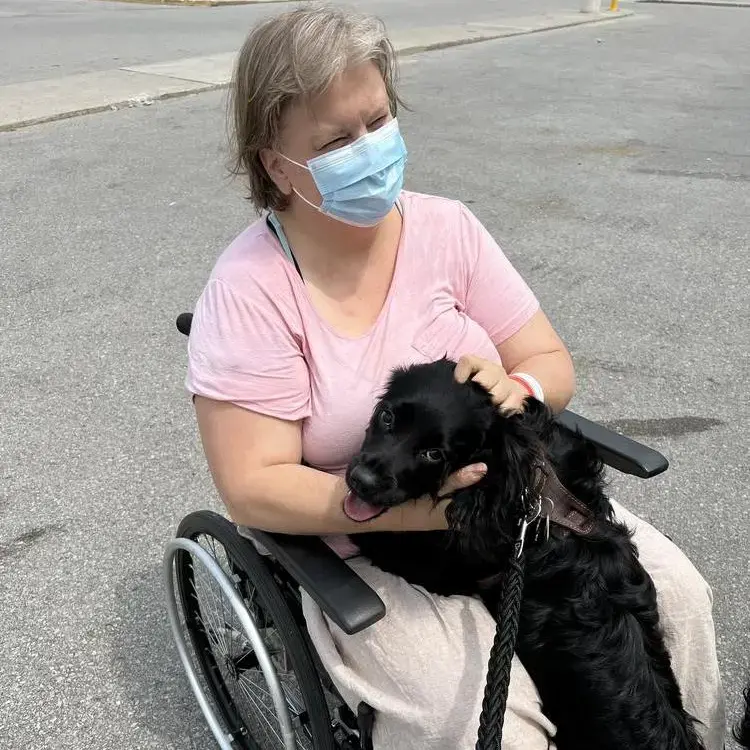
345,358,543,523
345,359,608,564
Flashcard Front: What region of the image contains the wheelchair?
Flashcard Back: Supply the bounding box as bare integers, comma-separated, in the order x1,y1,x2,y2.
164,311,670,750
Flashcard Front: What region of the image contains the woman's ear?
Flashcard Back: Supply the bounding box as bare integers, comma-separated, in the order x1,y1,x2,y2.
260,148,293,197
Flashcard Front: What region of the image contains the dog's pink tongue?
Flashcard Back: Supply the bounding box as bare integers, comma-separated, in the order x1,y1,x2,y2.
343,492,384,522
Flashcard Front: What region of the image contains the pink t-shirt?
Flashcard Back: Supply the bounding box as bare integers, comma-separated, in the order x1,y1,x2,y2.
186,191,539,555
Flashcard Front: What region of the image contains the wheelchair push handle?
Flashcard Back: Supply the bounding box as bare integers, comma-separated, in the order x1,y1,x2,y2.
176,312,193,337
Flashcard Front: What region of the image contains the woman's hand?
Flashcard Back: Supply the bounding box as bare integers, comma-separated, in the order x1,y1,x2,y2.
439,462,488,497
402,462,487,532
454,354,529,413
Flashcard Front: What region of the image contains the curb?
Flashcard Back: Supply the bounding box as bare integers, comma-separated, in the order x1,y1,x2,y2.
0,10,634,133
0,85,223,134
390,11,635,56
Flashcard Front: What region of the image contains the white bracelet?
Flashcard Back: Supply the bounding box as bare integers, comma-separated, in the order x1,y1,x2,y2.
511,372,545,403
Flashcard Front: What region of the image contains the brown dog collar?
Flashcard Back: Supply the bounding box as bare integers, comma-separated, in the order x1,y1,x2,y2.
530,462,596,536
476,463,596,590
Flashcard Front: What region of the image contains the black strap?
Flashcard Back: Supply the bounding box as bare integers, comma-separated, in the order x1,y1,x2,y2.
265,215,303,279
265,199,403,283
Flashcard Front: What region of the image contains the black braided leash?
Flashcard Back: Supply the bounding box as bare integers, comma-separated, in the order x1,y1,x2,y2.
474,462,595,749
475,549,526,750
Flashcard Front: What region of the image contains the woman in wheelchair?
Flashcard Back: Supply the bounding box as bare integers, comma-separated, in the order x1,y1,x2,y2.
183,6,725,749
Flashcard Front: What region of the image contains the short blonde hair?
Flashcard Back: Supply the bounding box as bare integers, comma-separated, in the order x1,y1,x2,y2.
228,5,402,211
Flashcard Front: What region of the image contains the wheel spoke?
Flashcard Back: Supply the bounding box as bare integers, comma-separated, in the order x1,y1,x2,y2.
237,682,281,740
236,678,285,747
199,536,237,657
191,584,226,657
248,667,302,713
234,648,260,672
239,671,309,741
192,574,231,658
192,546,249,662
281,683,306,717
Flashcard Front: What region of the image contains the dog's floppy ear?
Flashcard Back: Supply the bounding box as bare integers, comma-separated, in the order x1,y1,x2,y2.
445,478,522,563
443,406,544,561
451,426,492,464
445,483,491,540
445,422,530,564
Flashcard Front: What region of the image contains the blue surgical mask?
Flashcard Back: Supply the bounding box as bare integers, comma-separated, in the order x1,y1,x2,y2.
279,118,408,227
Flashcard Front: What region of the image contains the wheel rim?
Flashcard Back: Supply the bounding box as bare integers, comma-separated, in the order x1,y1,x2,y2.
165,535,315,750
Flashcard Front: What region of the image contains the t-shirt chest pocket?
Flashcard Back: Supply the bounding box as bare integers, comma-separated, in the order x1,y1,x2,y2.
411,305,499,363
412,305,469,359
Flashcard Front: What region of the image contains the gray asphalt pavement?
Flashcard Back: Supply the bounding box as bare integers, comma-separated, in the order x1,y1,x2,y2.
1,2,749,749
1,0,581,86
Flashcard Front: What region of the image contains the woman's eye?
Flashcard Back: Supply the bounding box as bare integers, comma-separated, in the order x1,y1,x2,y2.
320,118,386,150
379,410,394,429
368,115,387,130
421,449,443,464
321,137,345,150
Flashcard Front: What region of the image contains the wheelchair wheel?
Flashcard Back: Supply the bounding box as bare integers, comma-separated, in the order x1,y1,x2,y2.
165,510,336,750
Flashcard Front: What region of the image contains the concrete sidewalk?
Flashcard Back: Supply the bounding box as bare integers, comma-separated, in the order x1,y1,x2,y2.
0,8,635,132
95,0,302,5
638,0,750,6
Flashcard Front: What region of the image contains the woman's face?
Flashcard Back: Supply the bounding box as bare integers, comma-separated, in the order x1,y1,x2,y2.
265,61,393,212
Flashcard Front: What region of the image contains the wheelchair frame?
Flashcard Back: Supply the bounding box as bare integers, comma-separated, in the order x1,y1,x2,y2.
164,311,669,750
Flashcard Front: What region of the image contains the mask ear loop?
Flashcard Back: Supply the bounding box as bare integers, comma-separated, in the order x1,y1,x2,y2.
276,152,310,171
291,186,324,213
275,152,324,213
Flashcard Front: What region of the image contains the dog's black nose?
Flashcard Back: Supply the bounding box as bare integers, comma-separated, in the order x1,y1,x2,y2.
348,463,381,495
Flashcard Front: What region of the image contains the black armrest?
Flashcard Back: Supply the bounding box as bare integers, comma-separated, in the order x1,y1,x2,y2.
248,529,386,635
555,410,669,479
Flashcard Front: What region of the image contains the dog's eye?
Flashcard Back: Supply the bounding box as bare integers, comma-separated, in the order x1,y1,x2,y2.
379,409,394,429
420,449,443,464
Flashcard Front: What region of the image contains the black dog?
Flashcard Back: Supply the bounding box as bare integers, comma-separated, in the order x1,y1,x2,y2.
345,358,716,750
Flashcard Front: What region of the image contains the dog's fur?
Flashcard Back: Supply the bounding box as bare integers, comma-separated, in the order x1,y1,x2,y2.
346,359,747,750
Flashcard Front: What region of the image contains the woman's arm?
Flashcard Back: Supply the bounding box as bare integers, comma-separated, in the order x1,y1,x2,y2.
455,310,575,415
453,203,575,413
194,396,483,535
496,309,575,413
